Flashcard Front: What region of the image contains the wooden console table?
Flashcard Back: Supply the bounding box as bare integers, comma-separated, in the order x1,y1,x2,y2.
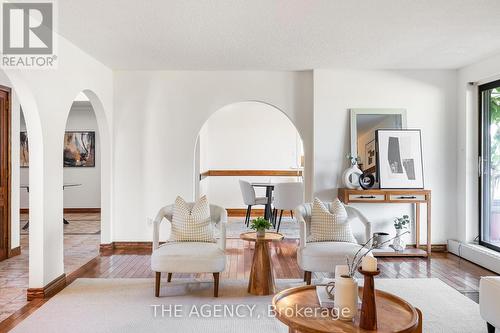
338,188,431,257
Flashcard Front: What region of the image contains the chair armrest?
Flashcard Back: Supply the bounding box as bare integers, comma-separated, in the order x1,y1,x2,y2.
153,205,174,250
215,207,227,251
345,205,372,246
295,206,308,249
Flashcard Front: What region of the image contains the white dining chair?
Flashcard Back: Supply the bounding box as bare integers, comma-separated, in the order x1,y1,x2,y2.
273,182,304,232
239,179,269,226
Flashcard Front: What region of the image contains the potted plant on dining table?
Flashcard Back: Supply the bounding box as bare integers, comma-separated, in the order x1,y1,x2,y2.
250,217,273,237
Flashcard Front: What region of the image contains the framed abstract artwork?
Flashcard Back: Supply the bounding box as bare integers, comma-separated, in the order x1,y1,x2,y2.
364,139,376,171
64,131,95,167
375,129,424,189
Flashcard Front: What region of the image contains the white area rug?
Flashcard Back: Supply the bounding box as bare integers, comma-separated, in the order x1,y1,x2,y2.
10,278,484,333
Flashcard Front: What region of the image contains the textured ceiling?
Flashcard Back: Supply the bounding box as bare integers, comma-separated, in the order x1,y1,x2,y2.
57,0,500,70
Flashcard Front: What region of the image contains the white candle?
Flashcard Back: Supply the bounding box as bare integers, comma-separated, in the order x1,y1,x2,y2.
361,256,378,272
335,264,349,278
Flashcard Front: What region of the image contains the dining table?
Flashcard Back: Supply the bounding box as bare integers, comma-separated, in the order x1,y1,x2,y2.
20,183,82,229
251,181,301,221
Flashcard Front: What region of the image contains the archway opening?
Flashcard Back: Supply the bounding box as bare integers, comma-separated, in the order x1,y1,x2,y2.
195,101,305,236
61,91,101,274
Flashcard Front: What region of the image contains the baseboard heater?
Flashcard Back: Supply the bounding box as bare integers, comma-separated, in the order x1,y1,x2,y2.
448,239,500,274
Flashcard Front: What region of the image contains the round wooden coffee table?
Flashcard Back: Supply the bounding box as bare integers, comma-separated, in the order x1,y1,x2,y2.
272,285,422,333
240,231,284,296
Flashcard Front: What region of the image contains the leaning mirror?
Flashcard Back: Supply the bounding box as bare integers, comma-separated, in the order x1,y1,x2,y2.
350,109,407,173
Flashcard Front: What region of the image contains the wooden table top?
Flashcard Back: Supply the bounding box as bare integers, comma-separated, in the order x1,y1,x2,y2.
239,231,284,242
272,285,419,333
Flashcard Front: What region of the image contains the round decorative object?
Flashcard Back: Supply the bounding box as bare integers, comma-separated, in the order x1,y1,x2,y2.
372,232,390,249
342,164,363,190
359,172,376,189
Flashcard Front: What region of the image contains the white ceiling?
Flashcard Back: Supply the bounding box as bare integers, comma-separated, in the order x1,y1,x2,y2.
57,0,500,70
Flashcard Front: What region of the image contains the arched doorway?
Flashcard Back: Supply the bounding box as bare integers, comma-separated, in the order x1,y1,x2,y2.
61,92,102,273
194,101,305,234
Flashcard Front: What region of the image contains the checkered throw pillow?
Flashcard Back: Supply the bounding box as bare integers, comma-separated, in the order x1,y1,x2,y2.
308,198,357,243
169,195,215,243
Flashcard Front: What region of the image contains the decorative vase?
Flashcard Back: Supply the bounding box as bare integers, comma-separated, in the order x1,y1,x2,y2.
391,229,406,251
256,229,265,238
342,164,363,190
333,275,358,321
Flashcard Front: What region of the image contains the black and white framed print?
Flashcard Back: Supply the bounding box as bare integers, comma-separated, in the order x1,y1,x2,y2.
375,129,424,189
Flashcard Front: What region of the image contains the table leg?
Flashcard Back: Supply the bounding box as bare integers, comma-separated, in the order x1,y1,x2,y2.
415,203,420,250
248,241,275,295
426,194,431,256
265,186,273,221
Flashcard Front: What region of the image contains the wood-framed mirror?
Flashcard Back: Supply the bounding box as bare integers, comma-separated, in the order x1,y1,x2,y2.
350,108,407,174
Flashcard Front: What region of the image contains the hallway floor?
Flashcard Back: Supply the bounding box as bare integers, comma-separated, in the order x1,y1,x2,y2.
0,213,100,322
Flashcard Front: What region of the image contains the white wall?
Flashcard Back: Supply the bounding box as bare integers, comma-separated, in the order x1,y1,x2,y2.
3,32,114,288
20,102,100,209
113,71,313,241
199,101,303,208
314,69,457,244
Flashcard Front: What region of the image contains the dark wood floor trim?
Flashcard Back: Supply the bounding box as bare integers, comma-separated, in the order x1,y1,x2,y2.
100,242,153,255
8,246,21,258
66,257,99,285
26,273,66,301
20,208,101,214
99,243,114,256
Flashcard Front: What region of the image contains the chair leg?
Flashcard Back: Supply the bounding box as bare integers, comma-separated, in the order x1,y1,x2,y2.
290,210,294,219
304,271,312,285
277,210,283,232
487,322,495,333
246,205,252,226
155,272,161,297
272,208,276,228
167,273,172,282
213,272,220,297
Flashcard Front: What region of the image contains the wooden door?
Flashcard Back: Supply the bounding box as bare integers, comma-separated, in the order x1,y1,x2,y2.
0,86,10,261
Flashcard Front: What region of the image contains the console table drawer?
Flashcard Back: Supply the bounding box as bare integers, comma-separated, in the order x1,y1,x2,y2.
389,194,426,201
348,194,385,201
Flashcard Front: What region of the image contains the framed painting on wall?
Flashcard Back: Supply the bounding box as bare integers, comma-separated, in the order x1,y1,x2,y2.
20,131,29,167
375,129,424,189
64,131,95,167
364,139,376,171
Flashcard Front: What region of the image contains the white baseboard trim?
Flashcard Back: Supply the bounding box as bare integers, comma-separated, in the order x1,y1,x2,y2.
448,239,500,274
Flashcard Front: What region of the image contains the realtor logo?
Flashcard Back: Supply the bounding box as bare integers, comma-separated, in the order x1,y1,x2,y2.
1,1,57,68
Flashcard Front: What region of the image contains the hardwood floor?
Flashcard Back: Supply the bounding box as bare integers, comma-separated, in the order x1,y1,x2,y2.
76,239,494,303
0,213,100,324
0,214,497,332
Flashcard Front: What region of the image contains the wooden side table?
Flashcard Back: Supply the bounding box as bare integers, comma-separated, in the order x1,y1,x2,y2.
272,285,422,333
240,231,284,295
338,188,431,257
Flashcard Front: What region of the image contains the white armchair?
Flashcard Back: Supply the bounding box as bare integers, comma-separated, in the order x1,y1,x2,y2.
480,276,500,333
295,201,372,284
151,203,227,297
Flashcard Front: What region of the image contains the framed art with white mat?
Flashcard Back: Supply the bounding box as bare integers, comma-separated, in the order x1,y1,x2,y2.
376,129,424,189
